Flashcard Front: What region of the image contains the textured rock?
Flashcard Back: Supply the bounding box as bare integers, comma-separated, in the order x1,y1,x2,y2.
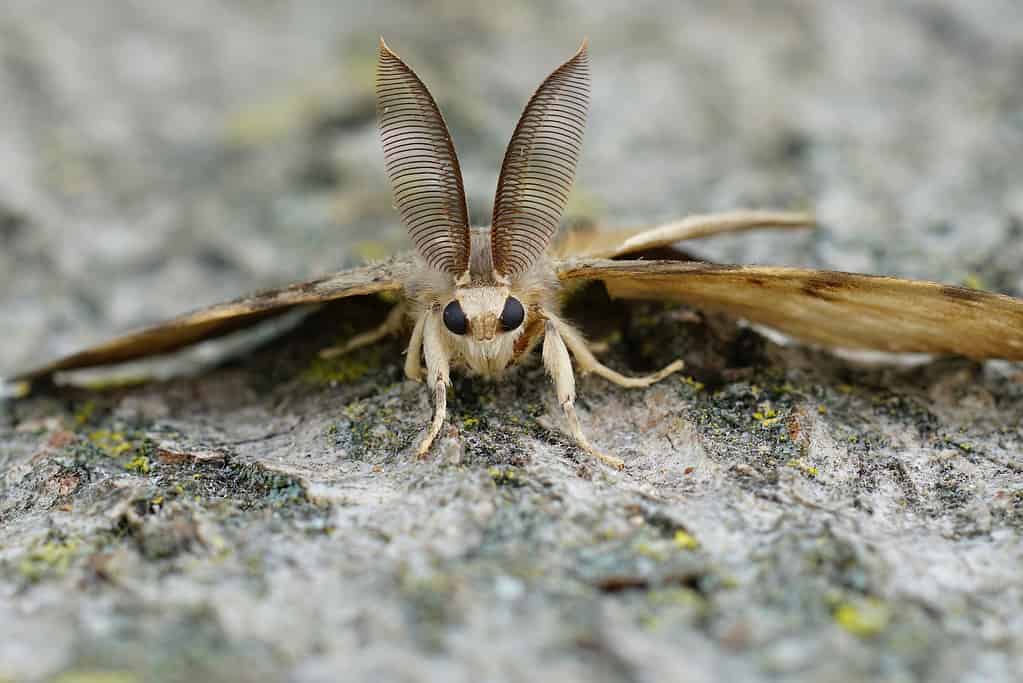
2,2,1022,681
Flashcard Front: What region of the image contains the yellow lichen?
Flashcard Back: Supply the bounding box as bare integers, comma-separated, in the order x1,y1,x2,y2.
4,381,30,399
786,458,819,478
647,587,704,608
680,376,705,392
962,273,986,291
124,455,151,475
753,406,781,428
834,598,890,637
488,467,521,486
673,530,700,551
634,542,667,561
88,430,134,457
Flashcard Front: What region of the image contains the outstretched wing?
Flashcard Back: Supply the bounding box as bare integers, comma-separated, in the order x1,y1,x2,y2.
9,258,413,382
550,210,815,260
558,259,1023,359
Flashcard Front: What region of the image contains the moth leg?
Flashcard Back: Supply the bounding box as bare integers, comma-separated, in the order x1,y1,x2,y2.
319,303,407,359
613,210,814,256
542,321,625,470
403,311,427,382
416,311,451,458
547,313,684,388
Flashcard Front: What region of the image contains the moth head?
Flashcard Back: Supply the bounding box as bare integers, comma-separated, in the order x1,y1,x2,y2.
442,287,526,342
377,39,589,285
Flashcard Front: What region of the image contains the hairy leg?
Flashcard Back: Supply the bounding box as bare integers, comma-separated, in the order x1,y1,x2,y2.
416,311,451,458
319,303,407,359
547,313,684,388
404,311,427,381
542,321,625,470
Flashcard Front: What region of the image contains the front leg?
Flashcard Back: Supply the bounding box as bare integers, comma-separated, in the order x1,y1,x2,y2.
320,303,407,359
542,321,625,470
415,310,451,458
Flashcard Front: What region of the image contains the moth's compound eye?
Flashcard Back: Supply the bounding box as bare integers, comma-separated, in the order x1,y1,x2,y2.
443,300,468,335
500,297,525,331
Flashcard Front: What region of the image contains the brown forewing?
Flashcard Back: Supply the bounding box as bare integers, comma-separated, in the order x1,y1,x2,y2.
558,259,1023,360
11,258,412,381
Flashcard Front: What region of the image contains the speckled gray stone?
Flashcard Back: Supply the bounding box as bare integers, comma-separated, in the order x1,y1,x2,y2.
2,2,1022,682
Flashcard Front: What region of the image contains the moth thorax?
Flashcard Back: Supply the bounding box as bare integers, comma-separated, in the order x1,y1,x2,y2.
468,226,501,285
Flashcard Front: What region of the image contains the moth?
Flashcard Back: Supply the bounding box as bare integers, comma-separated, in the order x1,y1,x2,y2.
9,40,1023,469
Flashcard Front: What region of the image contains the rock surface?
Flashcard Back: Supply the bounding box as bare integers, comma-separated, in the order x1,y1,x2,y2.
2,2,1022,681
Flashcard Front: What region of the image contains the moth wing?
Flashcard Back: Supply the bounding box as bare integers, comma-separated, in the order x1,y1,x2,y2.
557,259,1023,360
10,258,412,382
550,211,814,260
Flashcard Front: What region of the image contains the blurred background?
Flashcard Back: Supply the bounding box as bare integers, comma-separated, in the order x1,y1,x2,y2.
2,0,1022,375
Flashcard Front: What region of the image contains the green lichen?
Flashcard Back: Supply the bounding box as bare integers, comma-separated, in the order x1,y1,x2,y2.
78,375,150,391
224,90,322,145
354,240,389,262
74,400,97,426
301,347,385,385
19,539,79,582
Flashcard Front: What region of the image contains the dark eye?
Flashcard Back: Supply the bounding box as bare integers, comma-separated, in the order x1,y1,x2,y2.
443,300,468,335
500,297,525,331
